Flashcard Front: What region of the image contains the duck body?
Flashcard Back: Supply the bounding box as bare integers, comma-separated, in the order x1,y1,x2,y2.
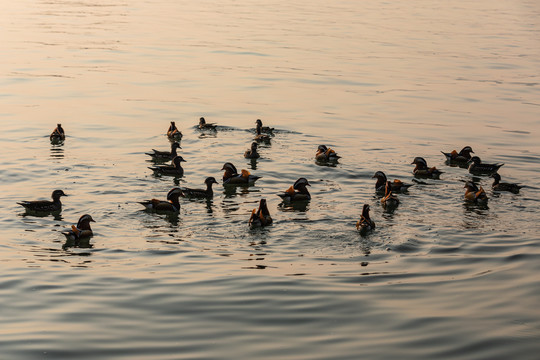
198,117,217,130
372,171,412,193
167,121,183,139
222,162,261,185
254,125,271,143
491,173,522,193
62,214,95,241
18,189,68,213
146,142,181,161
315,145,340,162
148,156,186,176
255,119,274,133
50,124,65,142
139,188,182,212
249,199,273,227
244,142,260,159
356,204,375,234
468,156,504,176
181,177,218,198
464,181,488,204
381,181,400,208
278,178,311,202
441,146,474,163
411,157,443,179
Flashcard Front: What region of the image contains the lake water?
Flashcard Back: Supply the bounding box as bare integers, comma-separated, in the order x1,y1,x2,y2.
1,0,540,359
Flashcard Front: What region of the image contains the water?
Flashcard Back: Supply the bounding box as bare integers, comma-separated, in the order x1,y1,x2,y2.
2,1,540,359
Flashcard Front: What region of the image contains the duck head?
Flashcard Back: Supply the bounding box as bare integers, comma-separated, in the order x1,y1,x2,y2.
469,156,482,165
411,157,428,170
167,187,183,200
172,142,181,150
199,117,206,125
316,145,328,155
205,176,219,186
460,146,474,156
293,177,311,190
259,198,270,216
490,173,501,184
221,162,238,174
361,204,371,219
464,181,479,192
251,142,258,151
255,119,263,127
172,156,186,167
372,171,387,181
76,214,95,230
52,189,68,200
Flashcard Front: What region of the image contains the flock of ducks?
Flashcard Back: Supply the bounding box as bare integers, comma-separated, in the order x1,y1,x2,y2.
18,122,523,246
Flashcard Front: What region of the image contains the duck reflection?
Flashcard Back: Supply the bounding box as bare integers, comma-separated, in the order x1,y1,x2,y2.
50,146,64,160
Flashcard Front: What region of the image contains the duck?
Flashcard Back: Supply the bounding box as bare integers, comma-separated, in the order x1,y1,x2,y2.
411,157,443,178
464,181,488,204
244,142,260,159
277,178,311,202
181,177,218,198
381,181,400,208
441,146,474,163
315,145,340,162
146,142,181,161
62,214,95,241
167,121,183,139
18,189,68,213
491,173,522,193
468,156,504,176
356,204,375,234
255,119,274,133
139,187,183,212
198,117,217,130
254,124,271,143
222,162,261,185
148,156,186,176
50,124,65,142
372,171,413,193
249,198,273,227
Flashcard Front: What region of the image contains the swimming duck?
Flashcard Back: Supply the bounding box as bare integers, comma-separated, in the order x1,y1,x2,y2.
411,157,443,178
315,145,340,162
146,142,181,161
181,177,218,198
249,198,273,227
148,156,186,176
17,189,68,213
372,171,413,193
381,181,400,208
277,178,311,202
62,214,95,241
468,156,504,176
464,181,488,204
139,187,183,212
356,204,375,234
50,124,65,142
221,162,261,185
244,142,260,159
198,117,217,130
255,119,274,133
167,121,183,139
254,124,271,143
441,146,474,163
491,173,522,193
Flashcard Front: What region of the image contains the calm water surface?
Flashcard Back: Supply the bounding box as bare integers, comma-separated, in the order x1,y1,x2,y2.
1,1,540,359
